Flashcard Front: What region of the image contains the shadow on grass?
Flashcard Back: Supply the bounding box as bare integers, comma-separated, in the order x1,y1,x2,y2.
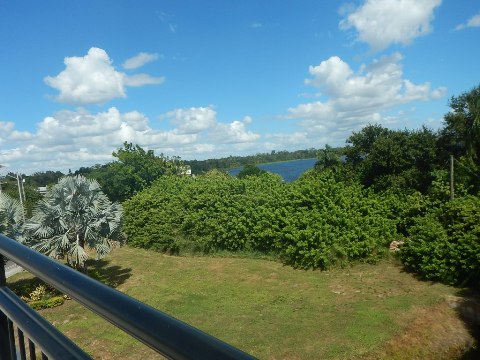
454,289,480,359
399,264,480,358
8,277,55,298
85,258,132,288
8,259,132,296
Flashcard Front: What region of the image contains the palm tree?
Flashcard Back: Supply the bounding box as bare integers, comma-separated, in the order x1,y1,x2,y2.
0,193,24,239
24,175,124,272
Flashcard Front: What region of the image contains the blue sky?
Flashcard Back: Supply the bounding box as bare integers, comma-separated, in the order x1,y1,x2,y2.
0,0,479,174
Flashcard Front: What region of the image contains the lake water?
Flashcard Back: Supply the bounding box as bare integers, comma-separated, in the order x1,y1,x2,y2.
228,158,317,182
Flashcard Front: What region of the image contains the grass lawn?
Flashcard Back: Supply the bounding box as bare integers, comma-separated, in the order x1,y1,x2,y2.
8,246,478,359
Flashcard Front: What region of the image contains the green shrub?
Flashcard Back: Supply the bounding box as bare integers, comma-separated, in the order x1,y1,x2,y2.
380,190,431,236
123,176,190,252
124,172,287,254
30,296,65,310
401,195,480,286
124,170,398,270
275,171,397,269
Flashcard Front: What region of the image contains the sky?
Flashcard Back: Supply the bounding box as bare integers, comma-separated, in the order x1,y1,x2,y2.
0,0,479,174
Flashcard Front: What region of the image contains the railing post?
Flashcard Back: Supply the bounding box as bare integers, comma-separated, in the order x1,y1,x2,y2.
0,254,14,360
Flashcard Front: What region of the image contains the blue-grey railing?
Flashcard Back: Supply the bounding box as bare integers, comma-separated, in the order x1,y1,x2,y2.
0,233,255,360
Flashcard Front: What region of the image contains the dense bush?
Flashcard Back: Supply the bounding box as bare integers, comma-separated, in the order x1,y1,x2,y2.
275,171,397,269
30,296,65,310
123,172,287,253
401,195,480,286
124,170,398,269
379,190,431,236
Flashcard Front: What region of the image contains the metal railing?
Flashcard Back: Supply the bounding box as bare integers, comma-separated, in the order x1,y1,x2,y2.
0,233,255,360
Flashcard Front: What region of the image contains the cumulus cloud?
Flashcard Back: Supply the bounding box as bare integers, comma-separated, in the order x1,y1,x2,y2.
122,52,161,69
339,0,442,51
162,106,260,144
210,120,260,144
0,107,260,174
287,53,446,142
164,106,217,134
455,13,480,31
44,47,164,105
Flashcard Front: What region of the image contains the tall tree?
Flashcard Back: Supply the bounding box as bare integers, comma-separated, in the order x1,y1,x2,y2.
90,142,184,202
315,145,342,173
24,175,124,272
440,85,480,160
345,124,390,166
345,125,438,192
438,85,480,191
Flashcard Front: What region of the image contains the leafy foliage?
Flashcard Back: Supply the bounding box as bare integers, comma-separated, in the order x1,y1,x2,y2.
27,171,65,187
80,142,184,202
315,145,342,173
124,172,287,253
30,296,65,310
438,85,480,192
24,175,125,271
401,195,480,286
124,170,397,269
0,193,25,239
275,171,397,269
237,164,267,179
0,193,24,238
0,175,42,217
344,125,438,193
9,278,65,310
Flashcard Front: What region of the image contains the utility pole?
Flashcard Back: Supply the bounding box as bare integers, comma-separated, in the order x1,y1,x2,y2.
450,155,454,200
16,173,24,208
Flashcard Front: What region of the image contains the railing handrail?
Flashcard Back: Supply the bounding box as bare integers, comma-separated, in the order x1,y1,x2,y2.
0,234,255,360
0,286,91,359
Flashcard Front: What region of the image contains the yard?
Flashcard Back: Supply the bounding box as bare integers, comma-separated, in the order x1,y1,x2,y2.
8,247,478,359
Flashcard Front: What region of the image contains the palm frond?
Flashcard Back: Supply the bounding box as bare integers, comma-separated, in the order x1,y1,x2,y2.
26,174,125,264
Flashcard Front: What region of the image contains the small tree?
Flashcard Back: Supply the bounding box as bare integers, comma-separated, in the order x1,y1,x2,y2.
90,142,184,202
315,145,342,172
24,175,124,272
0,193,24,239
237,164,266,179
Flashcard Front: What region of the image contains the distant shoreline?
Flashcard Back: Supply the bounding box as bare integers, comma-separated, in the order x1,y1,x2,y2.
227,157,317,171
228,158,317,182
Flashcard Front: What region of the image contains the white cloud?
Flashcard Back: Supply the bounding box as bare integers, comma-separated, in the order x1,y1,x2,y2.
210,120,260,144
162,106,260,144
44,48,125,105
0,121,15,135
339,0,442,51
164,106,217,134
123,74,165,87
264,132,309,150
44,47,164,105
122,52,161,69
455,13,480,30
0,107,260,174
287,53,446,142
430,86,447,99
